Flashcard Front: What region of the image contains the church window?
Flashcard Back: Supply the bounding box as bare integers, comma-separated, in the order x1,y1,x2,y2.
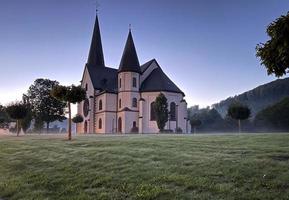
119,99,122,108
99,100,103,110
132,98,137,107
133,121,136,128
85,83,88,91
150,102,156,121
119,78,121,88
133,77,137,87
99,118,102,129
83,99,89,117
170,102,176,121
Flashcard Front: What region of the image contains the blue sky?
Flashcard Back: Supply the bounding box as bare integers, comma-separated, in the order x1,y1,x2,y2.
0,0,288,107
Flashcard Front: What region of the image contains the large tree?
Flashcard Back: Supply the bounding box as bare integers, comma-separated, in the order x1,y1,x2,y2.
25,79,66,132
227,103,251,133
51,85,86,140
6,102,29,136
256,12,289,77
154,93,168,132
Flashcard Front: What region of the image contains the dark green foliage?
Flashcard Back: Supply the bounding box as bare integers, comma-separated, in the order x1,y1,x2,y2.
72,114,84,123
0,105,9,128
227,104,251,121
6,102,29,136
255,97,289,131
51,85,86,104
213,78,289,117
25,79,66,132
34,117,44,133
6,102,29,120
256,12,289,77
190,117,202,133
154,93,168,132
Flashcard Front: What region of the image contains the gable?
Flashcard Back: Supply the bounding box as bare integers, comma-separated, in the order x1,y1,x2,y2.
140,60,184,96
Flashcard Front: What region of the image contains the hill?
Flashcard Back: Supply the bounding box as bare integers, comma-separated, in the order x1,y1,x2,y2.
213,77,289,117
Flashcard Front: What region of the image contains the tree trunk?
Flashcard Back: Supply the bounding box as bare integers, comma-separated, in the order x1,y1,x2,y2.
16,120,19,136
238,119,241,133
68,102,72,140
46,122,49,133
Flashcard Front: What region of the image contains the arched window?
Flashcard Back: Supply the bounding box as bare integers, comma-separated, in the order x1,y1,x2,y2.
150,102,156,121
98,118,102,129
170,102,176,121
132,98,137,107
85,83,88,91
119,99,121,108
99,100,103,110
132,77,137,87
119,78,121,88
133,121,137,128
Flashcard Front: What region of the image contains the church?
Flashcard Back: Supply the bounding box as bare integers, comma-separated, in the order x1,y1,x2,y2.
77,13,189,134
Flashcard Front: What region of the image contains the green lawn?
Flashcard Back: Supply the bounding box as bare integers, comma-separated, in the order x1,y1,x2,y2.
0,134,289,200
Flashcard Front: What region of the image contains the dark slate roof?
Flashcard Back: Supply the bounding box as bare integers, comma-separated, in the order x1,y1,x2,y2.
140,66,185,96
118,31,141,73
140,59,155,73
86,65,118,93
87,13,105,68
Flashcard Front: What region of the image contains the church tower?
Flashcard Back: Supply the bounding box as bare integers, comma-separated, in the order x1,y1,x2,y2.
117,30,141,133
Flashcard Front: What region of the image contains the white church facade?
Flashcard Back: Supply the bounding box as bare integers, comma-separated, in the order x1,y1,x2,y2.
77,13,189,134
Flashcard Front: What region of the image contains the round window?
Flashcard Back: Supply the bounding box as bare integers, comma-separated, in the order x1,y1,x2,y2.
83,99,89,117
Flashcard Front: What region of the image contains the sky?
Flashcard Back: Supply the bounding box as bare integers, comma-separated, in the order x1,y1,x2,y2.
0,0,289,108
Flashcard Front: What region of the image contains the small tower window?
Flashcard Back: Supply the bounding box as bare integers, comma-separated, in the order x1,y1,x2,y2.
132,98,137,107
119,99,122,108
119,78,122,88
85,83,88,91
99,118,102,129
132,77,137,88
99,100,103,110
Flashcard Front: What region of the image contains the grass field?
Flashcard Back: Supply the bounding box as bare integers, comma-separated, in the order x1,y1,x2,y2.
0,134,289,200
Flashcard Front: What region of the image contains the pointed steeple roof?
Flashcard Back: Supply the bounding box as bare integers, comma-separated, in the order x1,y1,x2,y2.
87,13,105,67
118,30,141,73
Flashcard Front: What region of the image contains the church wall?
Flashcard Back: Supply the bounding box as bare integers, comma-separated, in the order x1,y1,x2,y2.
117,111,139,133
77,67,95,134
140,91,188,133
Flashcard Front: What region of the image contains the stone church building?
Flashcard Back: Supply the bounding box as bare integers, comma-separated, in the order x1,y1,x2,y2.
77,13,189,134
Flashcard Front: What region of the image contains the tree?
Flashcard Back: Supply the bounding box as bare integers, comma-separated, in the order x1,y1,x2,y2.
0,104,9,129
6,102,29,136
190,116,202,134
255,97,289,131
72,114,84,124
25,79,66,133
227,103,251,133
154,93,168,132
51,85,86,140
256,12,289,77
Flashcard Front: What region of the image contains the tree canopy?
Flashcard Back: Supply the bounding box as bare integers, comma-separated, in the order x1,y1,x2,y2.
72,114,84,124
154,93,168,132
25,79,66,132
256,12,289,77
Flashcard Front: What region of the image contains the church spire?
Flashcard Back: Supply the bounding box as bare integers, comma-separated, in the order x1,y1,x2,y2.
87,12,105,67
118,29,141,73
